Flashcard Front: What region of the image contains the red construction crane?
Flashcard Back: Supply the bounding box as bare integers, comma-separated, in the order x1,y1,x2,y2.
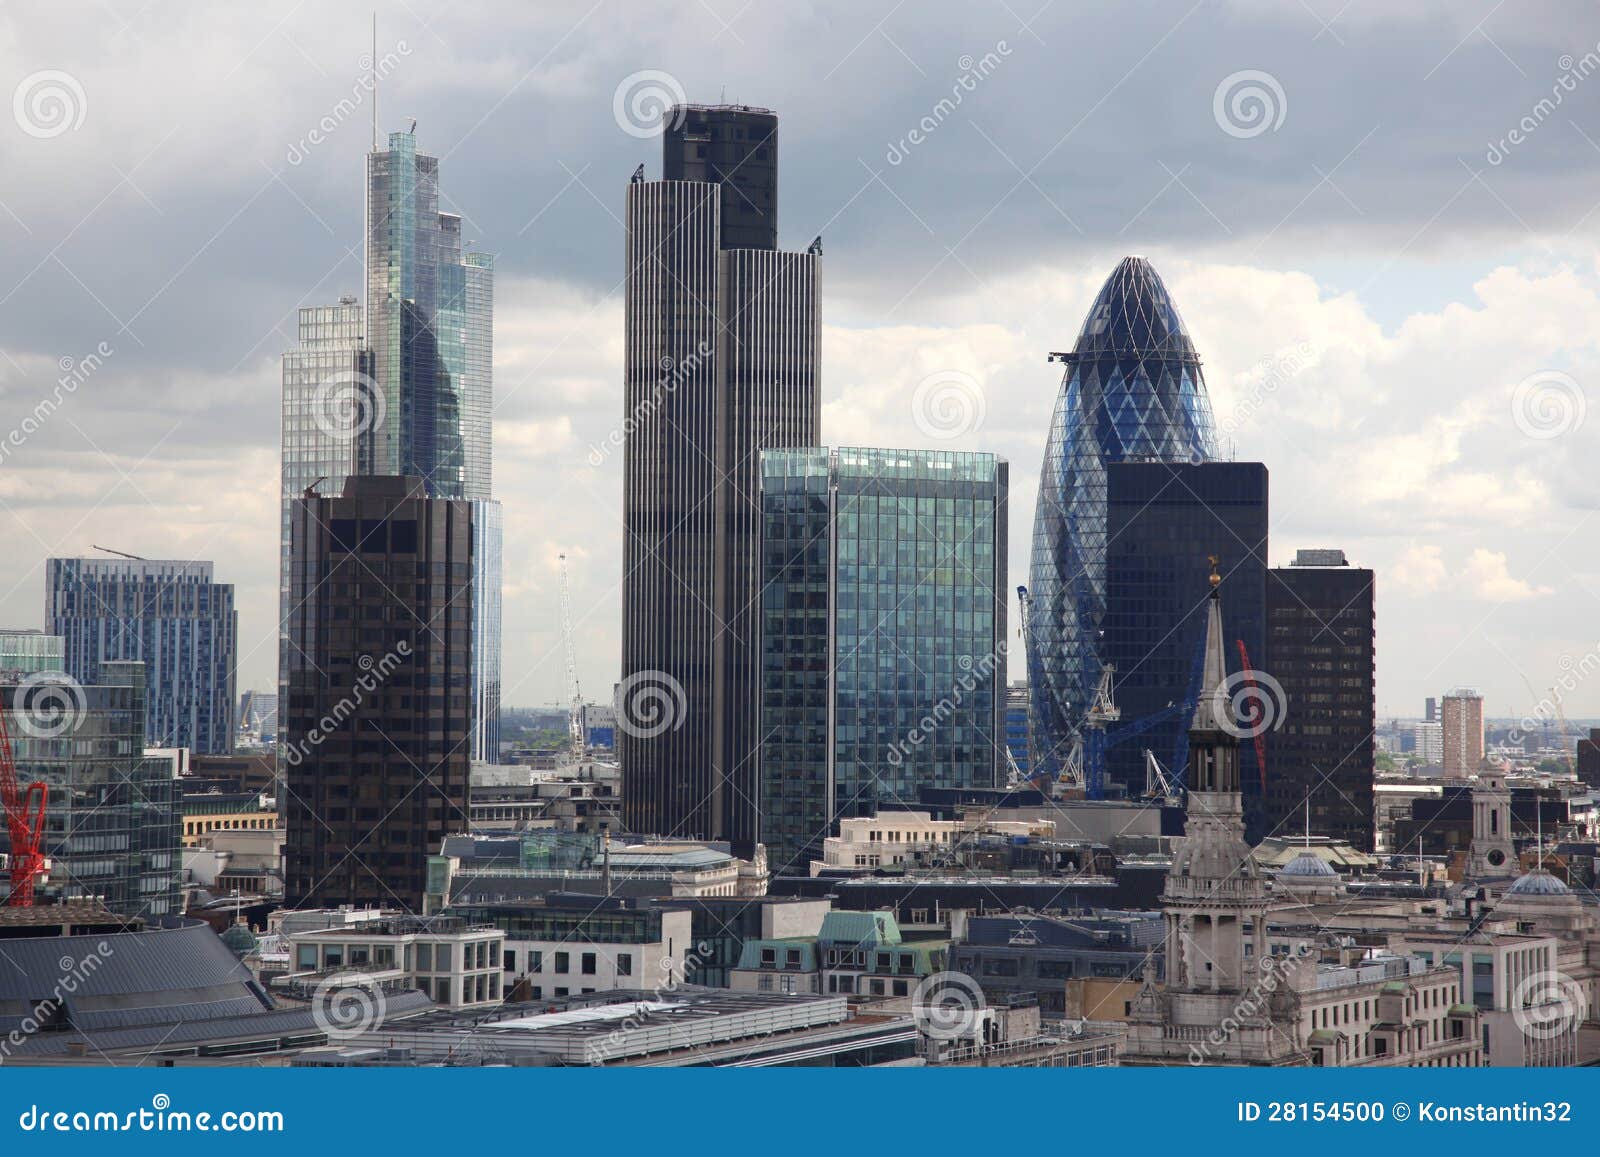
1235,639,1270,798
0,694,48,906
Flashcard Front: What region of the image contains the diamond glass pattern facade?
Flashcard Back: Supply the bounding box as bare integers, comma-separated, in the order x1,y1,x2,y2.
758,448,1007,875
1028,256,1219,778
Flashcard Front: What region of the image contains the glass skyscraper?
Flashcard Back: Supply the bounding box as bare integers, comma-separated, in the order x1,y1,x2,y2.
278,129,500,760
758,447,1008,875
47,557,237,754
1027,256,1219,779
2,660,181,916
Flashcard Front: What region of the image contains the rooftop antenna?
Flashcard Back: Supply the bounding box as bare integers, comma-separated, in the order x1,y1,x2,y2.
370,12,378,149
91,544,147,561
1304,797,1311,850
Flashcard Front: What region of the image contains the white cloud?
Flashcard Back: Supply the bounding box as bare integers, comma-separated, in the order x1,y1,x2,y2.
1462,548,1553,602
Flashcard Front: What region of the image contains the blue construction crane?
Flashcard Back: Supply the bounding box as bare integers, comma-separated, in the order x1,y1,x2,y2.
1079,631,1209,800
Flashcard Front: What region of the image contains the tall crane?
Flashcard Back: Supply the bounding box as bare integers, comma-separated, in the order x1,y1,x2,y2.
0,694,48,906
558,554,585,757
1235,639,1270,797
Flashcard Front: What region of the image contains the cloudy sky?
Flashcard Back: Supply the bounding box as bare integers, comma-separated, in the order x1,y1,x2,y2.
1,0,1598,722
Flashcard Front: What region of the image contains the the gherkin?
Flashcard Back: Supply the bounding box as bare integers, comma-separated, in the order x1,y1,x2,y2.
1027,256,1219,778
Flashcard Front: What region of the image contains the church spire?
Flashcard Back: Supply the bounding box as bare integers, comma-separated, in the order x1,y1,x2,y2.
1190,555,1233,734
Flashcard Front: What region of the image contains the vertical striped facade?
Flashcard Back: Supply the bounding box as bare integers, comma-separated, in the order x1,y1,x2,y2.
621,178,820,849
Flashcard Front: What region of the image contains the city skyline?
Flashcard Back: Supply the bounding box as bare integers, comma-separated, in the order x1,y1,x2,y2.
2,4,1599,723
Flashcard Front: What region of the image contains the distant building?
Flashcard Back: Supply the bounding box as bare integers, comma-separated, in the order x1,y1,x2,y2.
1425,696,1438,722
1264,549,1376,850
758,447,1008,875
283,912,504,1009
282,476,473,910
2,661,181,916
1100,460,1267,810
1442,687,1485,776
1005,681,1031,776
950,910,1164,1018
1576,728,1600,788
1412,721,1444,765
47,557,237,754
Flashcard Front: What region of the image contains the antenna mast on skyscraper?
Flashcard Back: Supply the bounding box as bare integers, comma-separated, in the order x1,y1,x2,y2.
371,11,378,149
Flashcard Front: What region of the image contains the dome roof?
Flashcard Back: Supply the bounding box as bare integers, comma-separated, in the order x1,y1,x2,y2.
219,922,259,954
1278,851,1338,879
1506,869,1570,897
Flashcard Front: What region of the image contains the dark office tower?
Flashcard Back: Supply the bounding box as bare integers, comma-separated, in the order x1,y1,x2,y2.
1101,462,1267,820
1265,550,1376,850
47,558,237,754
1425,696,1438,723
621,105,820,852
283,476,472,910
663,105,777,250
758,448,1008,875
1028,257,1219,781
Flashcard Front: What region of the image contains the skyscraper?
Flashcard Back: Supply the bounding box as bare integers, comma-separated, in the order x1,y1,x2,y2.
1100,461,1267,809
621,105,821,851
1442,687,1485,776
277,129,500,760
1264,549,1376,850
282,475,472,909
1028,256,1219,781
47,557,237,754
757,447,1008,874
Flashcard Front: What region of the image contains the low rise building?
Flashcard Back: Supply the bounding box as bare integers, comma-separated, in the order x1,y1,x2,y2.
280,912,505,1010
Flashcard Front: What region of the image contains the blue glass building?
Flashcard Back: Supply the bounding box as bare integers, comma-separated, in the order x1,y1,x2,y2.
758,448,1007,875
1100,461,1267,814
47,557,237,754
1027,256,1219,779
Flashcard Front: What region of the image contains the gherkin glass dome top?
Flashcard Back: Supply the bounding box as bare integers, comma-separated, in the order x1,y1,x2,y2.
1027,257,1219,777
